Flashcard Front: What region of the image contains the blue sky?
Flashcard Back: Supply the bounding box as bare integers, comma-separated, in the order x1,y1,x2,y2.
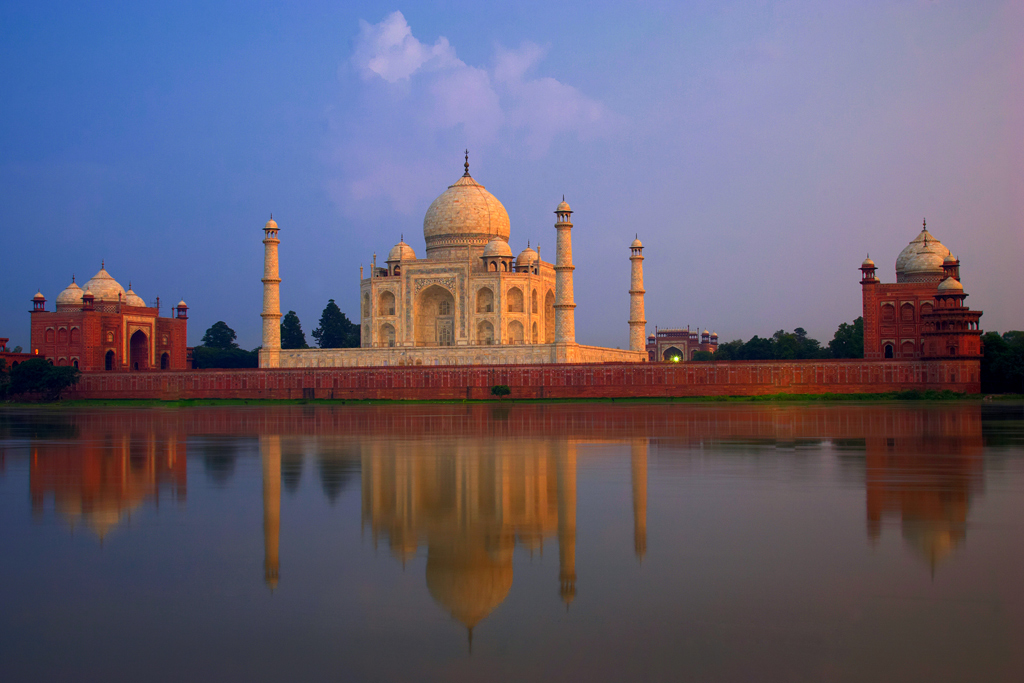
2,0,1021,350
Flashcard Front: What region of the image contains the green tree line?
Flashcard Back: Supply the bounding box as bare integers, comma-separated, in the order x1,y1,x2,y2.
194,301,360,369
0,357,80,401
691,318,864,362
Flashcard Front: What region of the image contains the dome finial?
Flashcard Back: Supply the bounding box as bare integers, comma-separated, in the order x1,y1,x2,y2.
922,218,927,231
401,233,404,242
270,212,273,220
464,149,470,177
101,259,104,269
72,274,75,283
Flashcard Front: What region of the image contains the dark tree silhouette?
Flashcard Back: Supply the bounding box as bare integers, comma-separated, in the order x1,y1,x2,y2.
280,311,309,349
312,300,360,348
201,321,239,349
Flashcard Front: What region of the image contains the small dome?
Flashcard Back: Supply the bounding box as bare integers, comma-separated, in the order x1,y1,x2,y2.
177,299,188,308
703,329,710,336
387,239,417,262
83,266,126,302
56,280,83,306
631,237,643,249
862,254,875,267
711,331,719,338
265,218,278,230
83,289,94,299
944,254,958,264
124,285,145,307
483,238,513,258
555,199,572,213
33,291,45,301
515,246,538,267
938,277,964,292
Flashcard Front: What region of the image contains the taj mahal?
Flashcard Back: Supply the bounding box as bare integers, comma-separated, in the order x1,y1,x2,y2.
259,154,648,368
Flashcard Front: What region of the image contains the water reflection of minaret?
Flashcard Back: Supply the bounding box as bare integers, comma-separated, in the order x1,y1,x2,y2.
556,441,577,607
631,439,648,562
261,435,281,590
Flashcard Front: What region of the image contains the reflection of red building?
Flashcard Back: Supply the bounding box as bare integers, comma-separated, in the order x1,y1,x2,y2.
646,326,718,362
29,265,189,371
863,408,984,569
861,221,983,360
30,430,187,540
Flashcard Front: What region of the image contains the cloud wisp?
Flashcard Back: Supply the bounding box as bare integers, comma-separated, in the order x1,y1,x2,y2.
332,11,617,216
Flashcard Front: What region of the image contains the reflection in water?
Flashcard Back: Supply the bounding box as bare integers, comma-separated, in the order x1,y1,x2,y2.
29,430,186,540
4,403,998,644
863,409,984,570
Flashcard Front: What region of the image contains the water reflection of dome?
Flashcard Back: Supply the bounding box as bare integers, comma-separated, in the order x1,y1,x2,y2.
902,516,966,569
426,536,514,629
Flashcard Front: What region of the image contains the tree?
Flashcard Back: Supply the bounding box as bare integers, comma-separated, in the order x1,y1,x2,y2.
280,311,309,349
312,300,360,348
491,384,511,399
9,357,80,400
201,321,239,349
981,330,1024,393
829,317,864,359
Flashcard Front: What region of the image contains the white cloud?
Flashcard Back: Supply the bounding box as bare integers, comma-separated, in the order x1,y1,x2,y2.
331,12,619,216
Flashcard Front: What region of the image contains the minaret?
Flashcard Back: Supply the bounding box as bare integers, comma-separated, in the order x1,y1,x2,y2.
556,441,577,607
554,198,576,347
261,434,282,591
629,237,646,354
631,439,648,561
260,216,282,368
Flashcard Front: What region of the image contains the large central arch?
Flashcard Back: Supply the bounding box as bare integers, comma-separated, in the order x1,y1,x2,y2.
130,330,149,370
415,285,456,346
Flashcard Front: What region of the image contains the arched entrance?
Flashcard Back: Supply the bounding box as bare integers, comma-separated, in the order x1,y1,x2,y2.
415,285,455,346
105,350,115,371
160,352,169,369
884,344,894,358
508,320,524,344
129,330,149,370
477,320,494,344
663,346,683,362
380,323,396,347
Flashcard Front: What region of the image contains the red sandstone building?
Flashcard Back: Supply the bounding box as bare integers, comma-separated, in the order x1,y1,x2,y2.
0,337,37,369
646,327,719,362
29,265,190,371
860,221,983,360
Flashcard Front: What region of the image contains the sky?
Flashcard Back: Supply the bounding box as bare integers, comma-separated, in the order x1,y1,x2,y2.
1,0,1021,351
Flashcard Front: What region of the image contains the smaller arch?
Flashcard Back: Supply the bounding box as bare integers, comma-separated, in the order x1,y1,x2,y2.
361,292,370,318
58,328,68,344
884,344,894,359
900,303,915,323
476,287,494,313
507,287,524,313
901,340,915,356
105,350,115,371
72,359,79,369
531,290,538,314
379,290,396,316
532,322,538,343
881,304,895,323
45,328,55,343
380,323,396,347
69,327,80,343
477,320,495,344
106,331,114,343
508,320,525,344
160,352,169,369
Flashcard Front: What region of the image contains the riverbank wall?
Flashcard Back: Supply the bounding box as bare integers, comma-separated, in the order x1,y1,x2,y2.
64,358,980,400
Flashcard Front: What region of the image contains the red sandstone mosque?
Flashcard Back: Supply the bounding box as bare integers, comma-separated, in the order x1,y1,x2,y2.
28,265,190,371
861,221,983,360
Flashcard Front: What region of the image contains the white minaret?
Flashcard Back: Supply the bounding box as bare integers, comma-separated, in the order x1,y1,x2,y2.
554,198,576,345
629,236,646,353
260,216,281,368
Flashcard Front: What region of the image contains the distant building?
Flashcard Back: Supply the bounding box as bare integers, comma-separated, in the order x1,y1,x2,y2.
861,221,983,360
0,337,36,369
646,327,718,362
29,265,190,371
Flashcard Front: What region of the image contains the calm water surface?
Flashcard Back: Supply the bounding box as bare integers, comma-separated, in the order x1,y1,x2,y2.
1,401,1023,682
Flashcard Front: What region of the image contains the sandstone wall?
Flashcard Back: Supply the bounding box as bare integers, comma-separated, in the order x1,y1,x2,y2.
66,358,980,401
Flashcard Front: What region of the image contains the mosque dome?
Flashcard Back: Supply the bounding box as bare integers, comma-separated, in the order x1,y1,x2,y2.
56,279,83,307
483,238,513,258
426,538,514,629
895,222,951,282
387,239,417,262
83,266,126,302
515,245,538,267
423,164,511,257
937,277,964,292
124,284,145,307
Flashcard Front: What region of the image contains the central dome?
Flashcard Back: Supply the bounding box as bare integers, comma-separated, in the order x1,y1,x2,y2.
895,222,951,283
423,171,511,259
83,266,126,302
